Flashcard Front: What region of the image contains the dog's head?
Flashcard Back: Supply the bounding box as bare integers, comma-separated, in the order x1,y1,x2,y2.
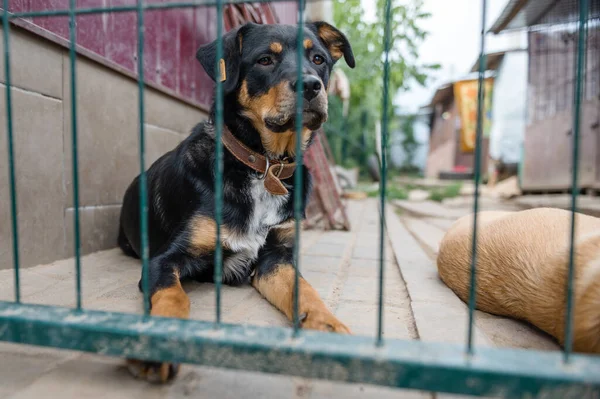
196,22,354,157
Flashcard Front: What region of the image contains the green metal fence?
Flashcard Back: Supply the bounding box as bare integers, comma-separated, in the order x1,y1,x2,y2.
1,0,600,397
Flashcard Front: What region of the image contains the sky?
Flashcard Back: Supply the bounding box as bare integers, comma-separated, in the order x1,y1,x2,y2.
361,0,520,113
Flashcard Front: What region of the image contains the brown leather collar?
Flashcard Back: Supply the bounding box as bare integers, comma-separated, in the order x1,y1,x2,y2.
221,126,296,196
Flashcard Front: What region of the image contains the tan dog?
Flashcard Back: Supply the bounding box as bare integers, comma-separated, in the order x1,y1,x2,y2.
437,208,600,354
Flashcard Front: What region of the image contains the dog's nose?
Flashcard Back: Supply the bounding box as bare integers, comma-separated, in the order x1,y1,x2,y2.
303,76,322,101
292,76,322,101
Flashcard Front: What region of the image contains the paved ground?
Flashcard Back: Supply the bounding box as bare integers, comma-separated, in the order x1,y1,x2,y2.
0,198,559,398
392,199,559,352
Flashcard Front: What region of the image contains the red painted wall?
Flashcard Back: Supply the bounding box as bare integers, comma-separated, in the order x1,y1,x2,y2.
8,1,298,109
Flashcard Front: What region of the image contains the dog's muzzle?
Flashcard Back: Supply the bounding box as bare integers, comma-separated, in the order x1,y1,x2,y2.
263,75,328,133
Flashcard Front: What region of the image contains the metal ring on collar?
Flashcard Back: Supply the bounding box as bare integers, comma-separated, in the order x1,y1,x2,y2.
274,162,285,178
258,157,270,180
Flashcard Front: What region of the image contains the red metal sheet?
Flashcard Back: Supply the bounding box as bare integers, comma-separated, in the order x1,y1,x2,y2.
30,0,70,41
194,6,216,106
270,2,298,24
106,0,136,72
9,1,299,109
76,0,107,58
7,0,30,14
178,7,196,102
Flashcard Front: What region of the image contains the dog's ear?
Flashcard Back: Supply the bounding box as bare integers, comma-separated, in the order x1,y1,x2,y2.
307,21,355,68
196,23,256,93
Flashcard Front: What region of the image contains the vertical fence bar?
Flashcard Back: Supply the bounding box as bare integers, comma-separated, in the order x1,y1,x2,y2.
564,0,588,363
377,0,392,346
136,0,150,316
466,0,487,355
2,1,20,303
68,0,82,311
213,0,225,327
292,0,306,336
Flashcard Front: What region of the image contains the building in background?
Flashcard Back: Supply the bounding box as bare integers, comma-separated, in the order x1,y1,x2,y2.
490,0,600,192
422,75,493,179
468,49,527,168
420,0,532,181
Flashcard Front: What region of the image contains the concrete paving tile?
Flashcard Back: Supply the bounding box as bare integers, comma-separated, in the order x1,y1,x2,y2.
300,254,344,272
314,230,354,245
224,291,288,327
9,354,188,399
411,301,492,347
393,200,467,220
304,242,348,258
402,217,446,255
341,275,410,308
306,379,431,399
475,312,560,351
355,232,379,243
0,343,76,398
0,268,95,304
437,395,499,399
351,245,395,261
302,269,338,300
173,365,296,399
9,349,430,399
335,302,413,340
346,258,396,278
399,266,462,304
423,217,456,230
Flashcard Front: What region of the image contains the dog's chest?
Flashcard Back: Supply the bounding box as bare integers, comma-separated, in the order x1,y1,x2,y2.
221,178,289,282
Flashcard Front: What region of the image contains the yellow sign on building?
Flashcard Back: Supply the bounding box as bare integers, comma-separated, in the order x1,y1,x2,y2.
453,77,494,153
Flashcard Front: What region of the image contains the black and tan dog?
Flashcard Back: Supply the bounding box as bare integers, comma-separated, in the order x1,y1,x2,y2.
117,21,355,382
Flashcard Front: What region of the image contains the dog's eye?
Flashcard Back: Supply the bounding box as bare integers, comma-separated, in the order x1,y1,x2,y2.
312,55,325,65
257,56,273,66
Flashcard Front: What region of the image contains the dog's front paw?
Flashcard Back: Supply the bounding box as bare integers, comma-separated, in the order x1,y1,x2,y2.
127,359,180,383
300,310,351,334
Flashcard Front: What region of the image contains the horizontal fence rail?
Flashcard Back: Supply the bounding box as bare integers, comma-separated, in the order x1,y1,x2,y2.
0,0,599,397
1,302,600,398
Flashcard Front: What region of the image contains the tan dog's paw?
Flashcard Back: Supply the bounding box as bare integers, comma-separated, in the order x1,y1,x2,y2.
300,311,351,334
127,359,180,383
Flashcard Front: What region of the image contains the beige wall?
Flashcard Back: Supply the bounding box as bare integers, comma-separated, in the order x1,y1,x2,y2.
0,27,207,270
425,139,456,179
425,101,457,178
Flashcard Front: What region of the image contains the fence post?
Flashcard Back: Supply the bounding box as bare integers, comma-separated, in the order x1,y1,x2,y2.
292,0,307,336
2,0,20,303
136,0,150,316
466,0,487,355
564,0,589,362
377,0,393,347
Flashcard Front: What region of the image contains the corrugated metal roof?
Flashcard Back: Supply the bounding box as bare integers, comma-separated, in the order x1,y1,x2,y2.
489,0,562,34
427,83,454,107
469,51,507,73
491,0,600,33
468,49,526,72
